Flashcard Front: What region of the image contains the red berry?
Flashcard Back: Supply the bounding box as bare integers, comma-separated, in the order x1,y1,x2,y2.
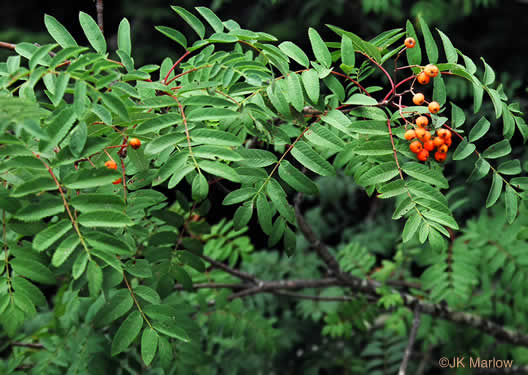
434,151,447,162
417,149,429,162
409,140,423,153
113,177,122,185
424,140,435,151
129,138,141,150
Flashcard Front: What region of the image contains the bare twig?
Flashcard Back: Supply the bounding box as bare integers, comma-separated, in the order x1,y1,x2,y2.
398,309,421,375
96,0,104,33
201,254,259,284
11,342,44,349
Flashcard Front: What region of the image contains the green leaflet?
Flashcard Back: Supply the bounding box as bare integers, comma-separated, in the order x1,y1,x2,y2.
279,41,309,67
418,16,438,63
437,29,457,63
405,21,421,66
85,231,134,256
341,35,355,68
118,18,132,55
10,258,55,285
256,193,273,235
111,310,144,356
357,162,399,187
44,14,78,48
234,203,253,230
469,117,490,142
171,6,205,39
223,188,258,205
152,321,190,342
505,185,518,224
402,213,422,242
321,110,353,136
278,160,318,195
452,140,476,161
51,234,80,267
196,7,224,33
266,179,295,224
192,128,240,146
301,69,320,104
291,141,335,176
308,28,331,68
401,162,448,189
198,160,240,182
286,73,304,112
155,26,188,50
79,11,107,54
486,173,502,208
482,139,511,159
87,261,103,296
63,168,121,189
78,211,133,227
141,328,159,366
33,219,71,252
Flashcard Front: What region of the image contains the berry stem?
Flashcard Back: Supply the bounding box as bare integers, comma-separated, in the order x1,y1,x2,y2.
383,75,415,102
163,50,191,84
330,71,371,96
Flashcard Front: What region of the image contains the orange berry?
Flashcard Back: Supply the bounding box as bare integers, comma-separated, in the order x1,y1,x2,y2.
129,138,141,150
424,64,439,78
105,160,117,170
444,137,452,147
415,116,429,128
424,140,435,151
428,101,441,114
434,151,447,162
412,93,425,105
404,37,416,48
417,72,430,85
416,149,429,162
424,131,431,141
438,144,449,153
437,129,452,139
433,137,444,147
404,129,417,141
112,177,122,185
418,130,431,142
409,140,423,153
414,127,426,139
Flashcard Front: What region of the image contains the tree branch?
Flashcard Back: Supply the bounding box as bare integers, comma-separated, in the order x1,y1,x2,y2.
200,254,259,284
398,309,421,375
293,193,528,348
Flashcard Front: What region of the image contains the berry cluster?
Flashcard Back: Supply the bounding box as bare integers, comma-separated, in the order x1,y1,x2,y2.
404,104,452,162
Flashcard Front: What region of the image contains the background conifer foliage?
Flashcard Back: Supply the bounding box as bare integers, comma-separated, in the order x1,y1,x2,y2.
1,2,528,373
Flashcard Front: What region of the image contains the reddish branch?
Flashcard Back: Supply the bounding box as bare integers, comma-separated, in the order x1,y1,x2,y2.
0,41,16,50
